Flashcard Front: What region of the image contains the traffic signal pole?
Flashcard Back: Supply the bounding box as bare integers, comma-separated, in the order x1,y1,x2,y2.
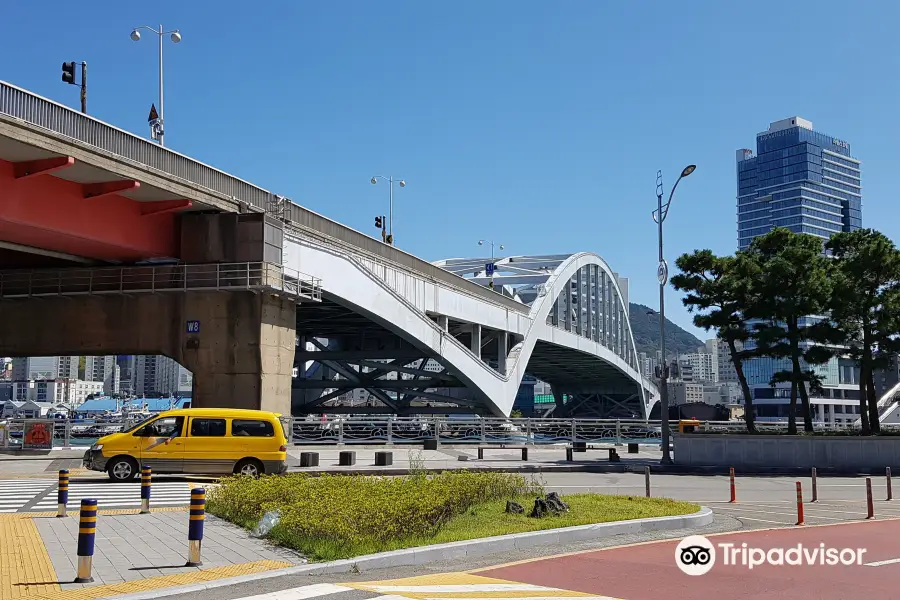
80,62,87,114
61,61,87,114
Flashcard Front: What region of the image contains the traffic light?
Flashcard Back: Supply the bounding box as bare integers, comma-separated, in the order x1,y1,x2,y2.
61,62,76,85
375,216,383,229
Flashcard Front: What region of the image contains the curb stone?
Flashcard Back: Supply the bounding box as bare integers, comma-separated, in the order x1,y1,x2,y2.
105,507,714,600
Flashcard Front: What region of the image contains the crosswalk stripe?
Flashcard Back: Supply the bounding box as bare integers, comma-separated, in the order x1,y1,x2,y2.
216,584,356,600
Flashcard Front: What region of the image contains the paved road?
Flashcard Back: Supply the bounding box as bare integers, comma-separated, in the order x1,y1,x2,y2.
0,478,196,512
478,519,900,599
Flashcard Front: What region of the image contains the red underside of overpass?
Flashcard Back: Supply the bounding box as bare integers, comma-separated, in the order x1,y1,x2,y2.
0,157,184,262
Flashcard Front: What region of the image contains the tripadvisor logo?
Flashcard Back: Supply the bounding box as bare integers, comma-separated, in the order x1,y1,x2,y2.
675,535,867,575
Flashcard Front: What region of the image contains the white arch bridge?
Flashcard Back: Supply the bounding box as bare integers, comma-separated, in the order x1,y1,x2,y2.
288,240,659,419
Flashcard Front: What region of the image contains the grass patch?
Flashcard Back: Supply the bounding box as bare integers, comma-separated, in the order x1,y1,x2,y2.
206,472,699,562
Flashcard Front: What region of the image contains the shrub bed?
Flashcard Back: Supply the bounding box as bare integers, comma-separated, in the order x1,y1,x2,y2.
207,472,699,561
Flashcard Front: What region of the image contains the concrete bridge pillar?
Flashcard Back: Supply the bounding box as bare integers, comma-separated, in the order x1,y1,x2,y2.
0,291,296,414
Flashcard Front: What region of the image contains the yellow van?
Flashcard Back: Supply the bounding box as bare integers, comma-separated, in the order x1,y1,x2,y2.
82,408,289,481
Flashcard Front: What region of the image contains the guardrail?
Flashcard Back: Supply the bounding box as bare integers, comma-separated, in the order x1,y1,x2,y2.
0,261,322,302
2,416,893,451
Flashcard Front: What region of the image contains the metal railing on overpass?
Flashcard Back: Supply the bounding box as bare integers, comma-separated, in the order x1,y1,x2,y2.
0,261,321,301
0,80,523,313
3,416,894,451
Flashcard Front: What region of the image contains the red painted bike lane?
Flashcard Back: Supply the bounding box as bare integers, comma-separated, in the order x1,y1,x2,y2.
478,520,900,600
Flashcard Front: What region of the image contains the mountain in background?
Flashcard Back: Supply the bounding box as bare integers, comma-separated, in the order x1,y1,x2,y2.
628,302,705,359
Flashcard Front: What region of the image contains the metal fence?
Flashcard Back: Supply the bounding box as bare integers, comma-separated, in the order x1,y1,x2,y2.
0,261,322,302
4,416,894,451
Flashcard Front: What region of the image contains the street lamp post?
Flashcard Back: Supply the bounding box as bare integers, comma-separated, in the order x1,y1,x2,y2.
652,164,696,465
130,24,182,146
370,175,405,245
478,240,504,290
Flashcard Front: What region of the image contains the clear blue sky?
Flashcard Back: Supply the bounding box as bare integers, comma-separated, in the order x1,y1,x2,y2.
3,1,898,340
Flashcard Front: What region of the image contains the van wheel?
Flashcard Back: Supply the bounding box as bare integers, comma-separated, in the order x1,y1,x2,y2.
234,458,264,478
108,456,138,482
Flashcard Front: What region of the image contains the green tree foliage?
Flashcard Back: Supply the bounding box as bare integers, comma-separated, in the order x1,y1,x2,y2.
825,229,900,435
740,228,833,434
670,250,759,432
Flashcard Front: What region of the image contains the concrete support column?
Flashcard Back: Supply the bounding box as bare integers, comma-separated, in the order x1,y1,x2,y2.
0,290,296,414
181,293,296,414
470,324,482,361
497,332,508,375
438,315,449,331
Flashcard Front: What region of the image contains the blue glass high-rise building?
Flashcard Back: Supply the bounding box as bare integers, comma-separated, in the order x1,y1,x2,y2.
736,116,861,250
735,117,863,422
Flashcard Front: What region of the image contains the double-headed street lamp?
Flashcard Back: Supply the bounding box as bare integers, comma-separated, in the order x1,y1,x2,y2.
478,240,504,290
652,164,696,465
130,24,182,146
370,175,405,245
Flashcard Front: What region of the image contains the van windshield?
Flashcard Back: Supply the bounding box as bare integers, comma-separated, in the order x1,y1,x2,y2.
123,415,156,433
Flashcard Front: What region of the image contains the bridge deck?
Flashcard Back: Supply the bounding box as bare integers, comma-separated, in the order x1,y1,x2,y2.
0,80,523,312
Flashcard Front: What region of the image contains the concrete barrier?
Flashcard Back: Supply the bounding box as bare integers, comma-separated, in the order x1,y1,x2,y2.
675,433,900,471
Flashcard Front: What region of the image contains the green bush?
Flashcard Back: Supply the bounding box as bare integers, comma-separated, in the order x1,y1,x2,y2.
207,471,540,550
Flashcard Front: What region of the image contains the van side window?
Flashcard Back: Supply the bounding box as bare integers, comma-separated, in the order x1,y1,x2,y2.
137,416,184,437
232,419,274,437
190,418,226,437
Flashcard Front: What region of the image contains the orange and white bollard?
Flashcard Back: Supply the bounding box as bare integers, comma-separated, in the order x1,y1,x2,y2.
887,467,893,501
795,481,804,525
729,467,736,503
811,467,818,502
867,477,875,519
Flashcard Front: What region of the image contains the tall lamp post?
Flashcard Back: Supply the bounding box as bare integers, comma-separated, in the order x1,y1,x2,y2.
478,239,504,289
130,24,182,146
652,164,696,465
370,175,405,245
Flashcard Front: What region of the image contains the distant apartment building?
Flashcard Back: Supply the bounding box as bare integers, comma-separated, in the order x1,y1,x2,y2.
135,355,192,397
12,379,103,404
680,350,718,383
12,356,78,380
84,356,120,395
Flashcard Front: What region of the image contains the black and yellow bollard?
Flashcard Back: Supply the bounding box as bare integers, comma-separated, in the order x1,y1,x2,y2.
140,465,151,514
57,469,69,518
185,488,205,566
74,499,97,583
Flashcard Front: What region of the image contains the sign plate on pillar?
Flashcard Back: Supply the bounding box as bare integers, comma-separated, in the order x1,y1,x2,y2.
657,260,668,285
485,263,495,276
186,320,200,334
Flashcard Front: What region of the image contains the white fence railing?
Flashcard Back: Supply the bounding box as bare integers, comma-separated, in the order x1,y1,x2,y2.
3,416,896,451
0,261,322,302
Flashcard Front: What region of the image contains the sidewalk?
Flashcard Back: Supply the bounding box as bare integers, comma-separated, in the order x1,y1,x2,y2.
0,445,662,479
1,507,302,600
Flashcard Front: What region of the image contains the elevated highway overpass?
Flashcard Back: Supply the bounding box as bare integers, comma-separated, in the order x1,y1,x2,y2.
0,80,657,418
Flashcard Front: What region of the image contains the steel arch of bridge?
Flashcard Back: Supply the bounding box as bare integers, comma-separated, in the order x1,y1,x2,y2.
433,253,653,417
287,235,656,418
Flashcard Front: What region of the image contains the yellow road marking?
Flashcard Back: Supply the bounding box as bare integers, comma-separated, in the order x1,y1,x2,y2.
343,573,602,598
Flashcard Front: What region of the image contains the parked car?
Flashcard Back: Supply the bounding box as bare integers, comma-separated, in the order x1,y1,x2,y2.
83,408,289,481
